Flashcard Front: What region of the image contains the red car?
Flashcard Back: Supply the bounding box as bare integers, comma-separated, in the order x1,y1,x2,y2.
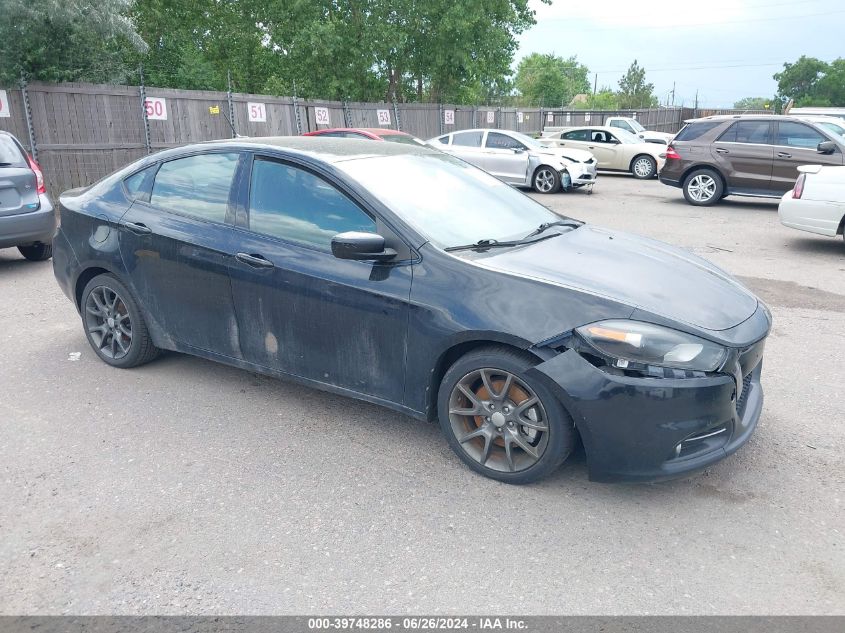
302,127,424,145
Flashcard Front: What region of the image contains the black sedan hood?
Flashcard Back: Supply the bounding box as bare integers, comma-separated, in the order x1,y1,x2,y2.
476,225,759,332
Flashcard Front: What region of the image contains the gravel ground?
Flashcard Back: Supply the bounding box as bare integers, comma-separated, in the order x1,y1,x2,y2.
0,173,843,615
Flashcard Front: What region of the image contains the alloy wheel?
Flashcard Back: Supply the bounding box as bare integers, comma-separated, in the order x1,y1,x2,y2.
84,286,133,360
534,168,556,193
633,157,655,178
448,368,550,473
687,174,717,202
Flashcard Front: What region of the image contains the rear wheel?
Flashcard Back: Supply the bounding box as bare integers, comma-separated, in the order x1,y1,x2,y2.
683,169,724,206
631,155,657,179
81,274,158,368
438,347,575,484
18,242,52,261
533,166,561,194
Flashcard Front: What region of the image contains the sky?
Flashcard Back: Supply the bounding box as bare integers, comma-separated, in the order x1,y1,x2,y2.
515,0,844,108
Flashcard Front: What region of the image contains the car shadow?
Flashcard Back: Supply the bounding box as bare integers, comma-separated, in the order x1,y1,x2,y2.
782,235,845,256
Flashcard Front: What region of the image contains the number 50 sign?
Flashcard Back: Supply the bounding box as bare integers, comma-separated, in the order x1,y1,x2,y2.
144,96,167,120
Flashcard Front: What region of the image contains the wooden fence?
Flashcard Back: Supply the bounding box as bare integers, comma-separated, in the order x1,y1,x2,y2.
0,80,751,195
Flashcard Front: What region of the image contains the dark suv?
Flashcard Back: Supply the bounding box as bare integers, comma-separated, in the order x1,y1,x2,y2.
659,115,845,206
0,131,55,260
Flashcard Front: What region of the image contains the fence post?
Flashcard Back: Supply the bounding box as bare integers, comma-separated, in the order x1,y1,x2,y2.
342,99,352,127
138,65,152,154
19,73,38,162
438,103,443,135
292,82,303,134
497,106,502,129
392,95,401,131
226,70,236,138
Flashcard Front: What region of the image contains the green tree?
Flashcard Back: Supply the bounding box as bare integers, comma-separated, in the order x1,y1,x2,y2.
617,60,657,109
514,53,590,107
573,88,619,110
733,97,770,110
0,0,147,85
774,56,830,105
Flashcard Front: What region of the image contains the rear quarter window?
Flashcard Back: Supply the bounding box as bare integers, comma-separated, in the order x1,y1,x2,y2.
0,135,28,167
673,121,724,142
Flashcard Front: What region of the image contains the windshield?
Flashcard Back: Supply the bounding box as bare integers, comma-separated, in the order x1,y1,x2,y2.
612,128,643,144
818,121,845,137
337,152,563,249
628,119,646,133
380,134,426,146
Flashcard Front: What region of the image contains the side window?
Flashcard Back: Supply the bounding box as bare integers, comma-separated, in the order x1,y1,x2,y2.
485,132,525,150
673,121,723,142
150,153,239,223
123,165,156,200
452,131,483,147
776,122,826,148
718,121,770,144
591,130,609,143
248,159,376,249
436,135,450,145
562,130,590,141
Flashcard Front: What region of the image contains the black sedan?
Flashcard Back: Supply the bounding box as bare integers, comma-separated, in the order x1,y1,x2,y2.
52,138,770,484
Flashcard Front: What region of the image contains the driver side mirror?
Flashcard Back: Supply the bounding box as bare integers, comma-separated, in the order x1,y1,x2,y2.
817,140,837,154
511,147,525,153
331,231,397,262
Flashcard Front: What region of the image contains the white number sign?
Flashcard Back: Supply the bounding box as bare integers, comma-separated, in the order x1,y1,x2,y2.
546,112,553,122
144,97,167,121
517,112,524,123
584,113,591,123
444,109,455,125
565,113,571,124
0,90,10,118
632,111,638,119
376,109,391,126
315,107,331,126
248,102,266,123
486,110,495,124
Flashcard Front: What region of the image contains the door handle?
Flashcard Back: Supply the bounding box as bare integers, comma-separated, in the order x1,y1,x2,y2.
715,148,729,154
236,252,275,269
777,152,792,158
121,221,152,235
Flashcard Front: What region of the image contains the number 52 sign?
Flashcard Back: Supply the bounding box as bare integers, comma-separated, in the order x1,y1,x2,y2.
144,96,167,120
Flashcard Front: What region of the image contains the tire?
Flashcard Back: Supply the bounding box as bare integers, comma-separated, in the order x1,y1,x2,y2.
630,155,657,179
532,166,561,194
80,273,159,368
437,346,576,484
18,242,52,261
682,168,724,206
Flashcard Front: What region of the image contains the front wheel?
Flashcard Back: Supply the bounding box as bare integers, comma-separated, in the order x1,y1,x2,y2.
18,242,52,261
532,166,561,194
438,347,575,484
631,155,657,179
81,274,159,368
683,169,724,206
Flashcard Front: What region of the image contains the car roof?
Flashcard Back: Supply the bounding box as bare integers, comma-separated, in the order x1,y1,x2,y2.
163,135,440,163
304,127,411,138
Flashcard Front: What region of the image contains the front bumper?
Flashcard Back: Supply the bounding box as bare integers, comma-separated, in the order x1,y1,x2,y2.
0,194,57,249
529,336,766,483
566,163,598,186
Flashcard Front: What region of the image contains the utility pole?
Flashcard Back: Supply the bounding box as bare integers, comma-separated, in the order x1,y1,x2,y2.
593,73,598,95
671,81,676,107
694,90,699,116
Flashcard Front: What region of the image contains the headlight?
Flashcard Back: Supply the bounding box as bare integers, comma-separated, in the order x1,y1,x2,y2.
575,320,727,372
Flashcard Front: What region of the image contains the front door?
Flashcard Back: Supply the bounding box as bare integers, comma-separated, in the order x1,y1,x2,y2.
710,120,774,193
770,121,845,193
227,155,413,403
483,132,530,184
118,151,243,357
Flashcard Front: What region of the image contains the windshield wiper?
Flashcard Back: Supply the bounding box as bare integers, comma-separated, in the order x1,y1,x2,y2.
521,219,582,240
444,233,561,253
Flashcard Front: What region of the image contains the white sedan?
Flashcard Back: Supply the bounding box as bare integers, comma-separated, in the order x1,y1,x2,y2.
778,164,845,243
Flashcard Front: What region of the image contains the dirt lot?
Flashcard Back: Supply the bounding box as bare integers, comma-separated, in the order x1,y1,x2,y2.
1,173,843,614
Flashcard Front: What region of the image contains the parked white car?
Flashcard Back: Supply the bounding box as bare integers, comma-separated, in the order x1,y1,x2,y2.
428,128,598,194
604,116,675,145
539,126,666,179
778,164,845,243
792,115,845,139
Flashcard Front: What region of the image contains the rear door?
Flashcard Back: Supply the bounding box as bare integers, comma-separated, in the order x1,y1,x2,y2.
0,135,38,219
711,120,774,194
117,151,243,357
483,132,530,184
441,130,486,169
771,121,845,193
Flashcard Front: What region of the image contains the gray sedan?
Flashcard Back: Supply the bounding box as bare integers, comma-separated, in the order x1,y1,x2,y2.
428,128,597,194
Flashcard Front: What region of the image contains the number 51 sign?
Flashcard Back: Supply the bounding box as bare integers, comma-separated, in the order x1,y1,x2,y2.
247,102,266,123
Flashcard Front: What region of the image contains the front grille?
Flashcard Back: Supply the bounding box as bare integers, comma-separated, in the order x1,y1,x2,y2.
735,371,753,416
